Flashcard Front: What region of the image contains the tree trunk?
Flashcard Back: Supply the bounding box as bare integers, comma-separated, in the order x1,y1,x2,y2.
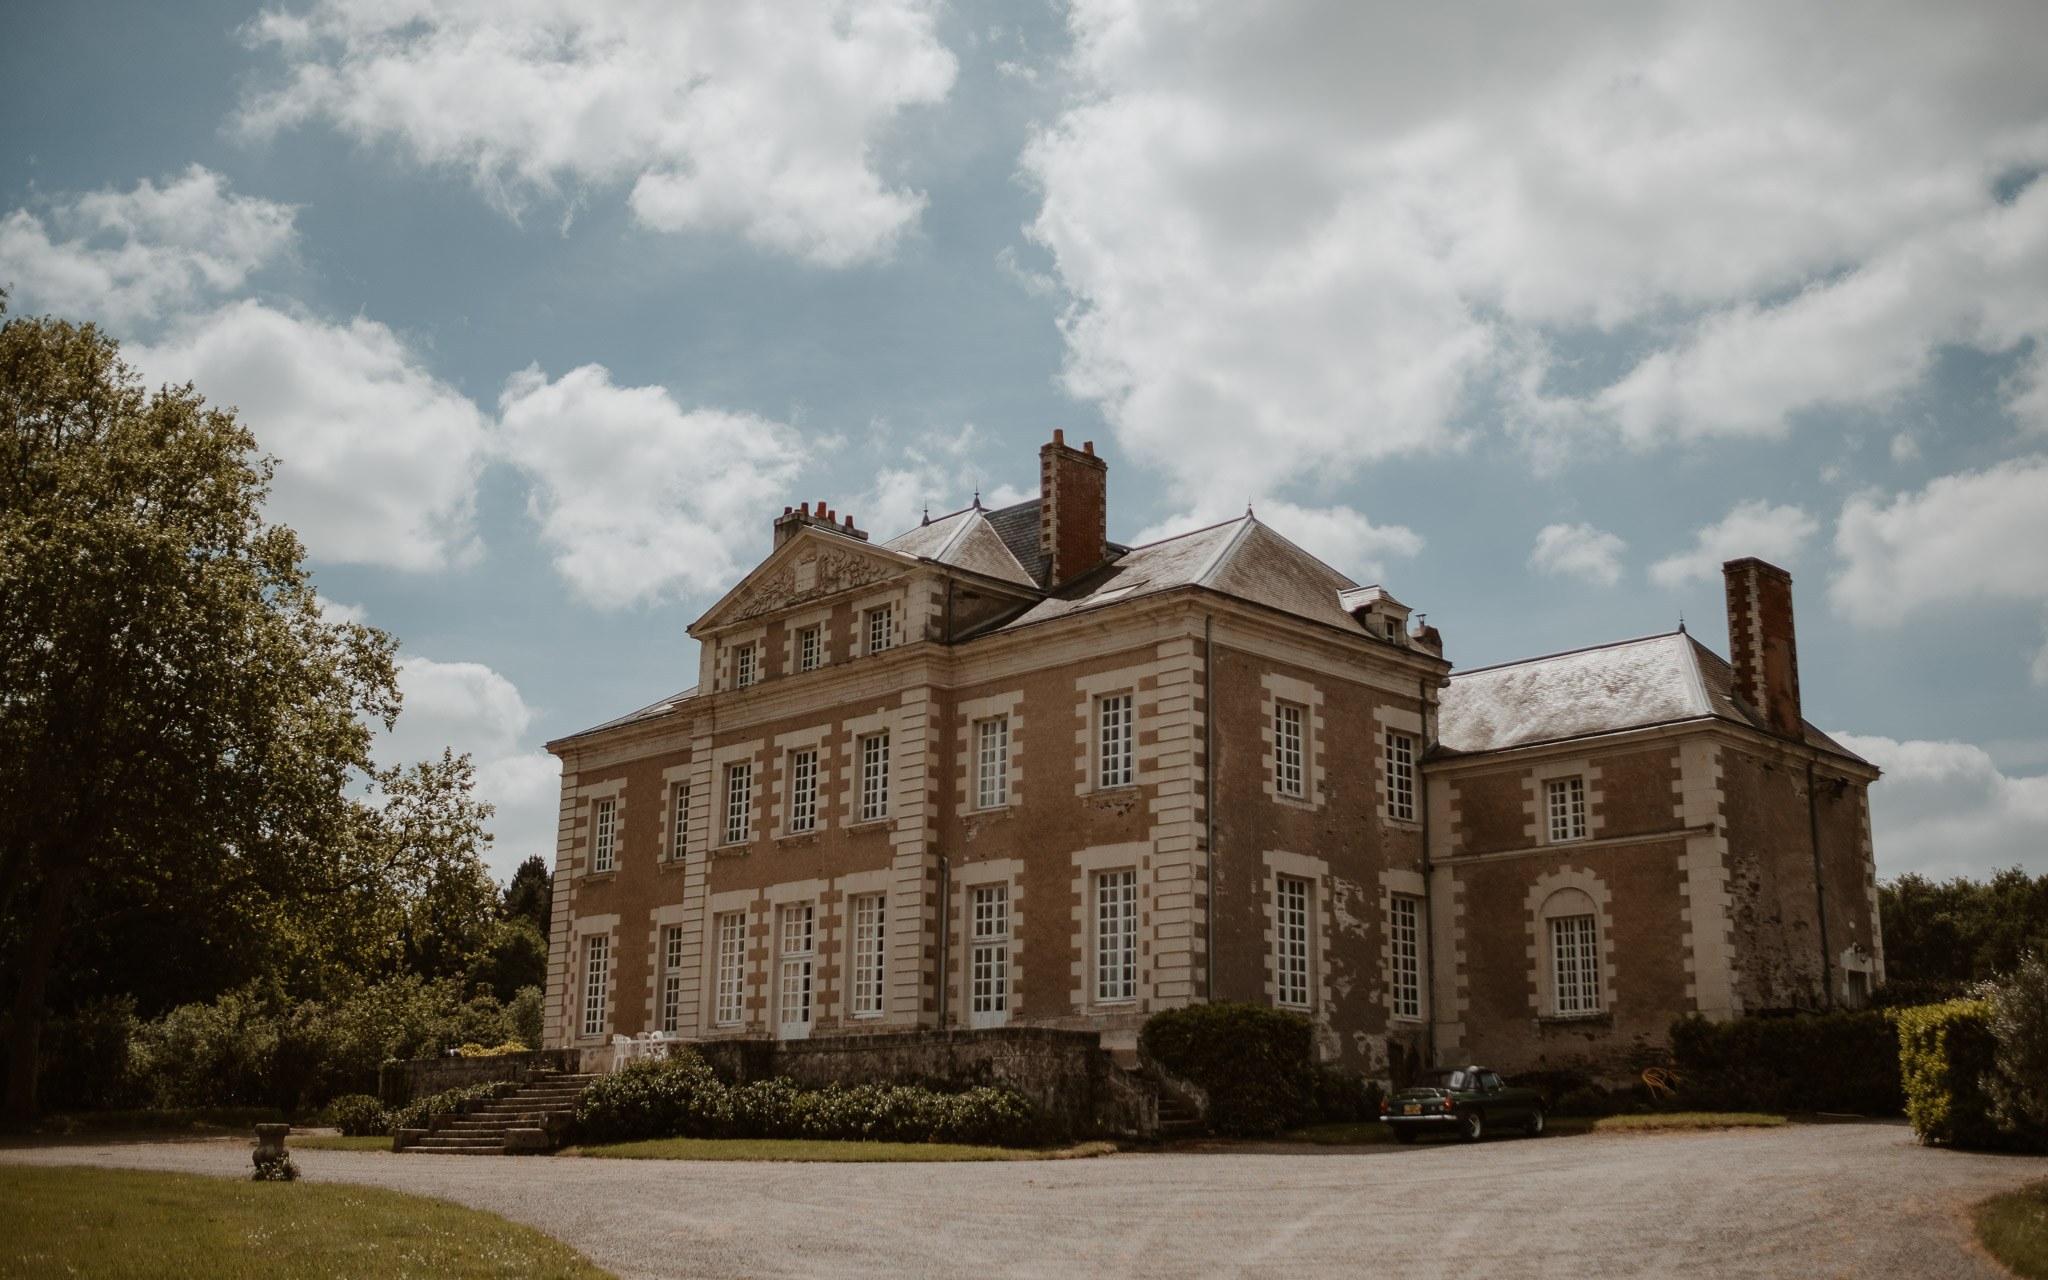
3,862,81,1126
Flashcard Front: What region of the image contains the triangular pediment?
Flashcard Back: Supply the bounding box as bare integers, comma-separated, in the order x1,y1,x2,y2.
691,528,919,635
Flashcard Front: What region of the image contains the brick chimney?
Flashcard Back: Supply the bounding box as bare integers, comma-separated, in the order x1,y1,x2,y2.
773,501,867,547
1038,429,1108,587
1723,557,1802,739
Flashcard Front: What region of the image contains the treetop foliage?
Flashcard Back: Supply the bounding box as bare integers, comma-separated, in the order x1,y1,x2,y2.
1879,867,2048,987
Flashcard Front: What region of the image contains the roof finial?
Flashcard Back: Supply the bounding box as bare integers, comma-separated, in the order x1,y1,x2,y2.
972,488,981,509
1246,499,1254,519
1678,611,1686,634
921,504,930,526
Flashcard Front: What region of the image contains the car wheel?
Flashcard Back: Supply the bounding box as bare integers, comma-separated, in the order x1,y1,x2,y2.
1394,1128,1418,1145
1459,1110,1484,1143
1524,1106,1545,1137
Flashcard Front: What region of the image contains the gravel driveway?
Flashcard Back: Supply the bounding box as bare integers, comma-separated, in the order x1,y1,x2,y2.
6,1122,2044,1279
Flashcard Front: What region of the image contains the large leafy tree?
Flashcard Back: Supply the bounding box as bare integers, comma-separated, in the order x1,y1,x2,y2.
0,308,401,1122
1880,867,2048,986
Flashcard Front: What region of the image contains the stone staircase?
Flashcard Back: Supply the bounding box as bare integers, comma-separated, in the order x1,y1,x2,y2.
1155,1090,1204,1138
398,1071,594,1155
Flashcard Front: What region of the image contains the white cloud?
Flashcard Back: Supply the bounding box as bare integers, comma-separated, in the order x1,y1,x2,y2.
237,0,957,266
1648,500,1816,588
1529,522,1627,587
381,654,561,881
315,593,369,626
856,424,1032,536
1834,733,2048,880
1831,456,2048,680
495,362,807,608
131,300,490,571
0,166,295,325
1021,2,2048,500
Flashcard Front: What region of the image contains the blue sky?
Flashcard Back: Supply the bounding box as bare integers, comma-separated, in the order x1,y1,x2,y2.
5,1,2045,884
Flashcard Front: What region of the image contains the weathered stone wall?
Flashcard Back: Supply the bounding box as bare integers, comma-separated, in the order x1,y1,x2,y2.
690,1027,1157,1140
379,1049,580,1107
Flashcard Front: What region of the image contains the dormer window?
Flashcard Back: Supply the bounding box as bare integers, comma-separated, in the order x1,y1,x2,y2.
734,643,757,688
1383,614,1405,642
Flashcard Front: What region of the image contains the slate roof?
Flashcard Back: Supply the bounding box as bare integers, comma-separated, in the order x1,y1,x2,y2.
987,514,1374,637
984,499,1048,583
880,505,1036,587
553,686,699,744
1435,632,1867,763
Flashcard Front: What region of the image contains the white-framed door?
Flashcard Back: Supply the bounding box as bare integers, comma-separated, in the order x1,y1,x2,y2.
969,883,1010,1029
778,903,814,1040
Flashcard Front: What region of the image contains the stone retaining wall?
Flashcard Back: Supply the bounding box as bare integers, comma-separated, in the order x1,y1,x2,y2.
379,1048,580,1107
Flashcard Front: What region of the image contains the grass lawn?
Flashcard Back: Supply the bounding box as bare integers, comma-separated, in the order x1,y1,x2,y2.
290,1134,392,1152
579,1137,1118,1162
37,1108,288,1135
1975,1179,2048,1279
0,1166,610,1279
1590,1112,1786,1132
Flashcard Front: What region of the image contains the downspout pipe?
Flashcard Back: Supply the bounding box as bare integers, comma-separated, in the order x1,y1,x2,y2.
936,854,951,1028
1205,614,1217,1003
1420,675,1438,1071
1806,759,1834,1013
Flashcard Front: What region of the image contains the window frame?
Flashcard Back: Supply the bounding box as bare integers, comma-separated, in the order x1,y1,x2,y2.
1098,693,1135,790
1390,894,1422,1020
786,749,819,834
724,762,752,846
778,903,815,1037
851,893,887,1018
713,912,746,1028
734,642,757,689
969,884,1011,1027
590,797,617,874
975,717,1010,810
1546,776,1587,843
661,925,685,1033
1550,913,1602,1016
859,733,891,823
865,605,893,655
798,626,821,672
1275,875,1312,1009
1274,701,1306,799
669,782,689,861
581,933,610,1038
1095,869,1138,1004
1384,731,1416,823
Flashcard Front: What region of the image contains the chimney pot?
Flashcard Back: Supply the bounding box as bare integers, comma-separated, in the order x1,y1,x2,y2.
843,514,853,528
1053,429,1064,446
1083,441,1094,455
1723,557,1803,740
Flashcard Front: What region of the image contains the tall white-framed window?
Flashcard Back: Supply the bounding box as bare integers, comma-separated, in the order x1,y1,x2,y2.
581,934,610,1037
669,783,690,861
734,643,757,689
1095,870,1138,1004
724,763,752,845
976,717,1009,809
661,925,685,1033
798,626,821,672
1551,914,1601,1015
859,733,890,822
866,606,893,655
1275,876,1311,1008
1390,895,1422,1020
787,750,818,833
1098,693,1134,789
1546,777,1587,842
851,893,887,1017
778,904,814,1039
591,798,617,874
969,884,1010,1028
1274,702,1305,798
713,913,746,1028
1385,731,1416,822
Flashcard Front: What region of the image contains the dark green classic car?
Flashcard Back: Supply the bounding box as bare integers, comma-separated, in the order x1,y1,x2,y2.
1379,1066,1546,1143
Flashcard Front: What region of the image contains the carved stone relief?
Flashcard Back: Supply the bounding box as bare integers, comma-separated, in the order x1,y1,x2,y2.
729,547,894,622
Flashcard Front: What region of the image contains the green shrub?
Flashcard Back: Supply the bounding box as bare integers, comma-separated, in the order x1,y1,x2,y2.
506,986,545,1055
1554,1085,1623,1117
38,995,142,1112
1140,1003,1321,1137
572,1053,1039,1146
328,1094,390,1137
1899,999,2004,1148
1667,1010,1903,1114
1986,956,2048,1152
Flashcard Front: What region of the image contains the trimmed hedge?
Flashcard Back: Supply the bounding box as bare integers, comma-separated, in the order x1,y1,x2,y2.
1899,999,2005,1148
1140,1003,1324,1137
574,1054,1039,1147
1667,1011,1903,1115
328,1094,391,1137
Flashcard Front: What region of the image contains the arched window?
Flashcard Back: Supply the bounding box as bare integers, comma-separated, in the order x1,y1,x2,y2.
1540,887,1604,1016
